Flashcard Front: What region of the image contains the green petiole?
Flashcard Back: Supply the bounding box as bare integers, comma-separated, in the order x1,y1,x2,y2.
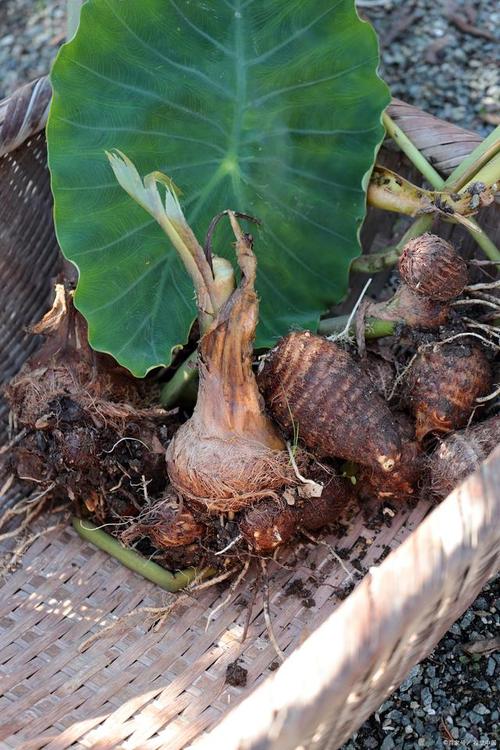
73,518,215,592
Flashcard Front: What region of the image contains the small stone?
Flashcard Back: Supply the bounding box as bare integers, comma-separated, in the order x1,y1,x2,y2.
460,610,474,628
472,703,490,715
387,709,402,722
415,719,425,734
381,737,395,750
421,687,432,706
464,733,478,744
405,725,413,734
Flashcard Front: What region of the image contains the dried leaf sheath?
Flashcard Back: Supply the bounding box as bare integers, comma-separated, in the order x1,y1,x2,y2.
167,220,295,513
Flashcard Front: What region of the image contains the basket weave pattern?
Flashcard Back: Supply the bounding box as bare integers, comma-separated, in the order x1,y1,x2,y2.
0,79,498,750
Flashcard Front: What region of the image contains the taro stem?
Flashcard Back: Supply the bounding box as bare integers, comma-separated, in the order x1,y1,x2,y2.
368,165,495,218
108,153,294,513
107,150,234,333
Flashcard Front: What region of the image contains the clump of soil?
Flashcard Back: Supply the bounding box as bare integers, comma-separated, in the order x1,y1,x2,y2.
225,660,248,687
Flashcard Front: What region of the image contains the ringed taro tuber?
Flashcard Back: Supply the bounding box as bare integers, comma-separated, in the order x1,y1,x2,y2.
358,411,424,500
258,331,401,472
406,343,492,441
366,234,468,331
240,474,355,551
429,415,500,498
297,475,356,530
398,234,468,302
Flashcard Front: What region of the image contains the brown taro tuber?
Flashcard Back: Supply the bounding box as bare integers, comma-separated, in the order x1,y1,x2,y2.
297,475,355,530
240,499,297,552
366,234,468,331
4,284,171,521
398,234,468,302
258,331,401,472
406,343,492,441
239,474,355,550
361,353,396,400
428,415,500,498
121,496,207,548
359,441,423,500
366,285,450,330
358,411,424,500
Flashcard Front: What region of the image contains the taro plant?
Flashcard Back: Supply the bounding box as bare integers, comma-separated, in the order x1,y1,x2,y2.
3,0,499,593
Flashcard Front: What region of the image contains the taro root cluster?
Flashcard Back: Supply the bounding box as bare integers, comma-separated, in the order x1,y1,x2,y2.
2,230,497,573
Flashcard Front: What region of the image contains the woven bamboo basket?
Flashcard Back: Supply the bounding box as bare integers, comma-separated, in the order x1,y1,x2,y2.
0,77,499,750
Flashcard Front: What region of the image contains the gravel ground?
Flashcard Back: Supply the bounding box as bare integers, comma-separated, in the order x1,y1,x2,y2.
0,1,498,749
342,577,499,749
361,0,499,136
0,0,65,99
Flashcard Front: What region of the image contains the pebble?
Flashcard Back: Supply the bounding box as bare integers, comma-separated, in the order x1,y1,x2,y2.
473,703,490,715
0,0,66,99
381,737,395,750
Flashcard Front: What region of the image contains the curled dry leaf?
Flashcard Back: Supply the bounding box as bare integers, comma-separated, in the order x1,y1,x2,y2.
462,636,500,656
387,99,482,176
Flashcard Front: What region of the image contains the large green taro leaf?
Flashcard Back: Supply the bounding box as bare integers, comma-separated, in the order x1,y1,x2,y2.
48,0,389,377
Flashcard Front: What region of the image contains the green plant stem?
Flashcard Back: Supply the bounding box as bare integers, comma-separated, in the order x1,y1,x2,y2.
382,111,444,187
73,518,214,591
160,351,199,408
353,117,500,273
463,151,500,192
351,215,434,273
318,314,396,339
446,126,500,191
466,222,500,263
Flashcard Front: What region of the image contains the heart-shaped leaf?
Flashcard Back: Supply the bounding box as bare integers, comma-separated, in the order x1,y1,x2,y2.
48,0,389,376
